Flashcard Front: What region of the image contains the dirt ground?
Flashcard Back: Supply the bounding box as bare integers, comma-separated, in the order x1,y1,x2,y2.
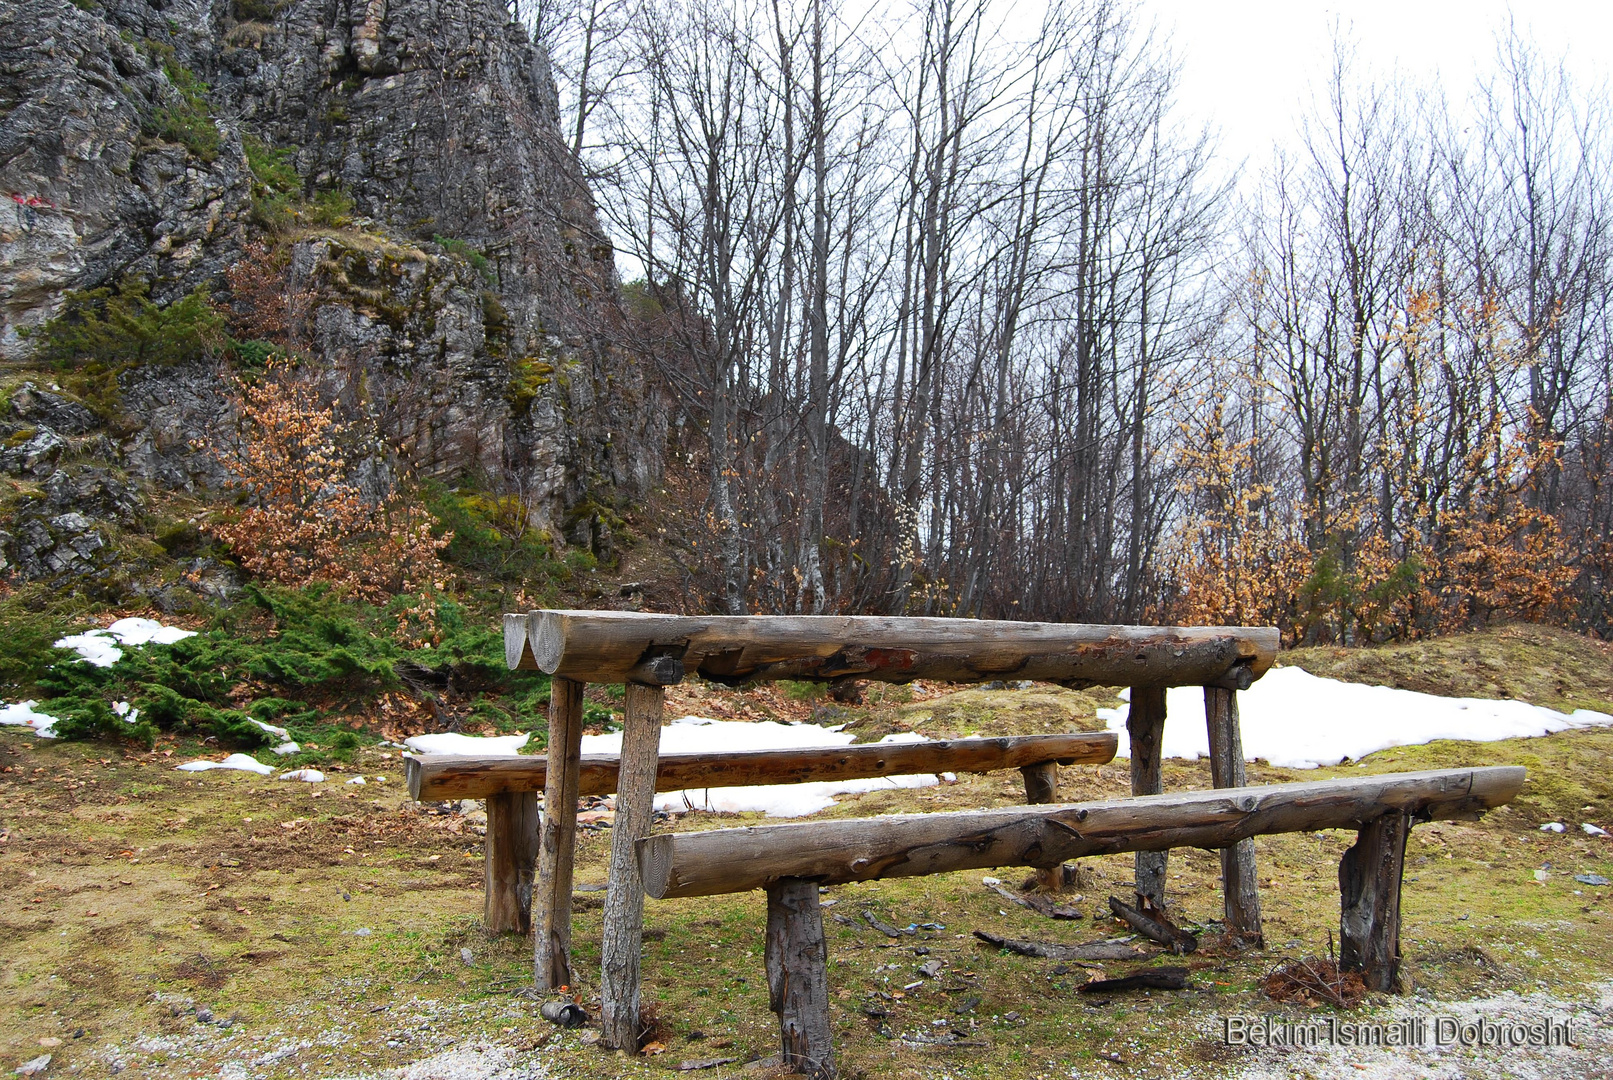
3,663,1613,1079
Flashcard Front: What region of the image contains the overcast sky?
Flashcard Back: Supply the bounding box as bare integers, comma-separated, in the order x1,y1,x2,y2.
1128,0,1611,178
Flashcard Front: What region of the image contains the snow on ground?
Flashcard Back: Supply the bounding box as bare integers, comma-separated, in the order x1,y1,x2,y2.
175,753,275,776
0,699,62,737
582,716,945,817
1098,666,1613,769
54,616,197,667
403,733,530,756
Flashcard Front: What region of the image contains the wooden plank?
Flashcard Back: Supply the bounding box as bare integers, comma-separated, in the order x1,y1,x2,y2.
514,610,1279,688
1127,685,1168,906
1205,686,1263,947
483,792,538,934
599,682,665,1051
765,878,836,1078
1339,810,1412,991
534,676,584,991
636,766,1524,899
406,733,1118,801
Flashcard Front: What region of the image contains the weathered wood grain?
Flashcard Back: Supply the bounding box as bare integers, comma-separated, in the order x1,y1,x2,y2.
533,676,583,990
406,733,1118,801
637,767,1524,899
1205,686,1263,947
508,610,1279,688
1340,810,1412,991
599,683,665,1051
483,791,538,934
1127,684,1168,906
766,878,836,1079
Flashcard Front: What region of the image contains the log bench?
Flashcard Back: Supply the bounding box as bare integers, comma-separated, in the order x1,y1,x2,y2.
404,732,1119,937
503,610,1280,1050
636,765,1526,1078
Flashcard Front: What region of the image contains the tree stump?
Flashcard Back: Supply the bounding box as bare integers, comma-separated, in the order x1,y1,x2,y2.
1339,810,1411,991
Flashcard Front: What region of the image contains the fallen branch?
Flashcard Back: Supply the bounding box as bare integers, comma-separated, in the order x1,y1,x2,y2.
863,910,910,938
1078,966,1189,994
985,880,1082,920
1107,895,1197,954
972,930,1143,962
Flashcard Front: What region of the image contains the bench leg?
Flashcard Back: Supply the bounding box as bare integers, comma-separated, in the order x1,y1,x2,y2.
1020,762,1064,891
766,877,836,1079
1205,686,1264,947
600,682,665,1051
485,792,539,934
1127,685,1168,906
1339,811,1411,991
535,676,585,988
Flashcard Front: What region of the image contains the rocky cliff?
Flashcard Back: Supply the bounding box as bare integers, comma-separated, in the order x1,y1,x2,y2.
0,0,660,596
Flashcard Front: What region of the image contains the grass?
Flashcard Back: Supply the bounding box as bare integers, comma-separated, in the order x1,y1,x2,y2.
2,626,1612,1076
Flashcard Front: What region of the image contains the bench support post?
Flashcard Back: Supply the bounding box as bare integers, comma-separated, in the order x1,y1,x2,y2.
1205,686,1264,947
1339,810,1411,991
600,681,665,1051
1127,685,1167,905
765,877,836,1079
484,791,539,934
1020,762,1064,891
534,676,585,988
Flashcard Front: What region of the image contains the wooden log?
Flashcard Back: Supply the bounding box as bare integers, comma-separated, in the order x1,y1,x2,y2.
534,676,584,990
1078,967,1189,994
637,766,1524,899
1339,810,1412,992
1127,685,1167,906
1205,686,1263,947
512,610,1280,689
407,733,1118,801
765,878,836,1079
483,791,538,934
599,682,665,1051
971,930,1144,962
1020,761,1064,892
1107,895,1197,953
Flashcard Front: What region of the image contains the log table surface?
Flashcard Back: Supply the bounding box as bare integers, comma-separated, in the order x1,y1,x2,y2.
502,609,1282,1053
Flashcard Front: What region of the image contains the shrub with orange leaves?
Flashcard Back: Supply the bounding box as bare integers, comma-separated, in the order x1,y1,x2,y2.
206,359,451,606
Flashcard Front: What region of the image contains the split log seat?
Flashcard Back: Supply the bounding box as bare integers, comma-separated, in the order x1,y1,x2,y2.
636,765,1525,1078
405,731,1119,933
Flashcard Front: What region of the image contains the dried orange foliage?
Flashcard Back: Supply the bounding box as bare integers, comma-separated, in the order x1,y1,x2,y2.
207,359,450,604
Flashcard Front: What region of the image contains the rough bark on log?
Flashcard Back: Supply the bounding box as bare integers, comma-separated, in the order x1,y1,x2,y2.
534,676,584,990
766,878,836,1079
1339,810,1411,992
484,791,538,934
970,930,1144,961
637,767,1524,898
986,881,1082,919
1106,895,1196,953
1127,685,1167,906
1205,686,1263,947
1078,967,1189,994
599,683,664,1051
407,733,1117,801
510,610,1279,688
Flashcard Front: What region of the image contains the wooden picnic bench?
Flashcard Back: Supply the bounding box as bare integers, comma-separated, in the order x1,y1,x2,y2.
638,765,1525,1077
405,731,1119,933
501,610,1280,1052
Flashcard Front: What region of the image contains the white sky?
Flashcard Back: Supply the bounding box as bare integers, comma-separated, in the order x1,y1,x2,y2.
1134,0,1612,177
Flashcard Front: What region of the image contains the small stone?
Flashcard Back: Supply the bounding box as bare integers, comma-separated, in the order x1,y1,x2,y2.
16,1054,51,1076
460,947,474,965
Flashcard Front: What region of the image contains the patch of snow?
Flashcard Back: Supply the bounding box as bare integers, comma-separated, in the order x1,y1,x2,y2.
581,718,944,817
175,753,274,776
280,768,325,783
53,617,197,667
1585,823,1610,837
0,699,62,738
249,717,291,739
1541,822,1567,833
1098,666,1613,769
404,732,529,756
111,700,140,724
346,775,368,785
271,741,301,755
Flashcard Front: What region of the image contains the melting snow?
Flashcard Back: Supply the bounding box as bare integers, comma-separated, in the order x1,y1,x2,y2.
0,700,63,737
279,768,325,783
271,741,301,755
175,753,274,776
54,617,197,667
582,716,945,817
250,718,291,740
1098,665,1613,769
404,732,530,756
